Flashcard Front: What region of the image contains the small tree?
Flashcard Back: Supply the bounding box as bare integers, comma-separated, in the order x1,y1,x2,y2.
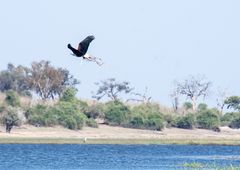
60,88,77,102
3,107,19,133
197,103,208,111
5,90,20,107
176,75,211,112
93,78,133,102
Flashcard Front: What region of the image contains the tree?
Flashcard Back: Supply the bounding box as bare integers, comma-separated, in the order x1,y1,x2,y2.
216,88,229,115
127,87,152,104
5,90,20,107
93,78,133,102
0,63,30,96
27,60,79,100
60,87,77,102
224,96,240,111
176,75,211,112
170,86,180,111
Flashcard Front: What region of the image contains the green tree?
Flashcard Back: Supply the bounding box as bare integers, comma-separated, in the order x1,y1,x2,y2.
197,103,208,111
5,90,20,107
0,63,31,96
224,96,240,111
60,87,77,102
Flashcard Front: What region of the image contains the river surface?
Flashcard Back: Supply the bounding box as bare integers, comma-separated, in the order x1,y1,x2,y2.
0,144,240,169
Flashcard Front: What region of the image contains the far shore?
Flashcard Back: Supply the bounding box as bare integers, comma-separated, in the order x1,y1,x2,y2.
1,124,240,145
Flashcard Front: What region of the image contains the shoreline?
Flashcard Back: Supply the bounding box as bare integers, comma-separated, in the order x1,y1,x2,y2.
1,125,240,145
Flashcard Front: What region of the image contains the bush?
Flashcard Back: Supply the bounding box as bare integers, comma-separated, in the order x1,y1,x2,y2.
183,102,193,110
27,104,48,126
145,113,164,131
86,118,98,128
163,114,176,128
196,110,220,130
130,103,164,130
60,88,77,102
3,107,20,126
64,116,77,130
174,113,195,129
27,101,87,130
129,115,145,128
73,112,87,129
221,112,240,126
104,101,130,125
197,103,208,111
229,116,240,129
85,103,104,119
5,90,20,107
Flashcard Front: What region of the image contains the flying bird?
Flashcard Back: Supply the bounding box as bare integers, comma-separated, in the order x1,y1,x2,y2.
68,35,103,66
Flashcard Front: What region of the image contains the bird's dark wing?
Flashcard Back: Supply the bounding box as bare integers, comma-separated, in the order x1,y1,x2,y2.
78,35,95,55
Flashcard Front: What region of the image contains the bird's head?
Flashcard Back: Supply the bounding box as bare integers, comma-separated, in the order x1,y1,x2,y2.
67,44,72,49
87,35,95,41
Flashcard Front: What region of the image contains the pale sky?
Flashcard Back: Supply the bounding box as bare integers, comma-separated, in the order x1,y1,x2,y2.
0,0,239,107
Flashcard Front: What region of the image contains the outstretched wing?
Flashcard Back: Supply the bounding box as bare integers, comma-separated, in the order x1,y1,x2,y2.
78,35,95,55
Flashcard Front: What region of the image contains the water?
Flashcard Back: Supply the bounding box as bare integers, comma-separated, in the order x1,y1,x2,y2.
0,144,240,170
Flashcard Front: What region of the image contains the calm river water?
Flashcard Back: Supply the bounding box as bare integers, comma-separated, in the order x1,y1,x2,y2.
0,144,240,169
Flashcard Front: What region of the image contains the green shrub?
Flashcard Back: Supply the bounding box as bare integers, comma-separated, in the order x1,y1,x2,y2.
86,118,98,128
73,112,87,129
196,110,220,129
104,101,130,125
163,114,176,128
85,103,104,119
64,116,77,130
174,113,195,129
28,114,45,126
229,117,240,128
3,107,20,126
27,101,87,130
60,88,77,102
145,113,164,131
5,90,20,107
27,104,49,126
130,103,164,130
197,103,208,111
183,102,193,110
221,112,240,126
129,115,145,128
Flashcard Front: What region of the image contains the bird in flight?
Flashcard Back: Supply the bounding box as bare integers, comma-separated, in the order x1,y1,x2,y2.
68,35,103,66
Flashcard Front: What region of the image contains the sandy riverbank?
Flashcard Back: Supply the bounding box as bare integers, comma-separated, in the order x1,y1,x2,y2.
0,125,240,144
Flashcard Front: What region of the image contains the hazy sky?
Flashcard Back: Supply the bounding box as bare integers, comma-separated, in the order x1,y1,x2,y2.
0,0,239,107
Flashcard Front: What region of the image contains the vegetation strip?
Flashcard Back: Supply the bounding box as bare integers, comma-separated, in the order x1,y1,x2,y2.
0,138,240,145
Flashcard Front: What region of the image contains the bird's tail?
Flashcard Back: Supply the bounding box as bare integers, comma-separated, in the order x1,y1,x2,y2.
83,54,103,66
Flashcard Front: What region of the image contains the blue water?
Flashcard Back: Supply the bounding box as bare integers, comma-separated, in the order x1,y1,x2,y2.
0,144,240,170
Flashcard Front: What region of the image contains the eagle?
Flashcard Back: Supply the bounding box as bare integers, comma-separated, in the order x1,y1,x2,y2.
67,35,103,66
